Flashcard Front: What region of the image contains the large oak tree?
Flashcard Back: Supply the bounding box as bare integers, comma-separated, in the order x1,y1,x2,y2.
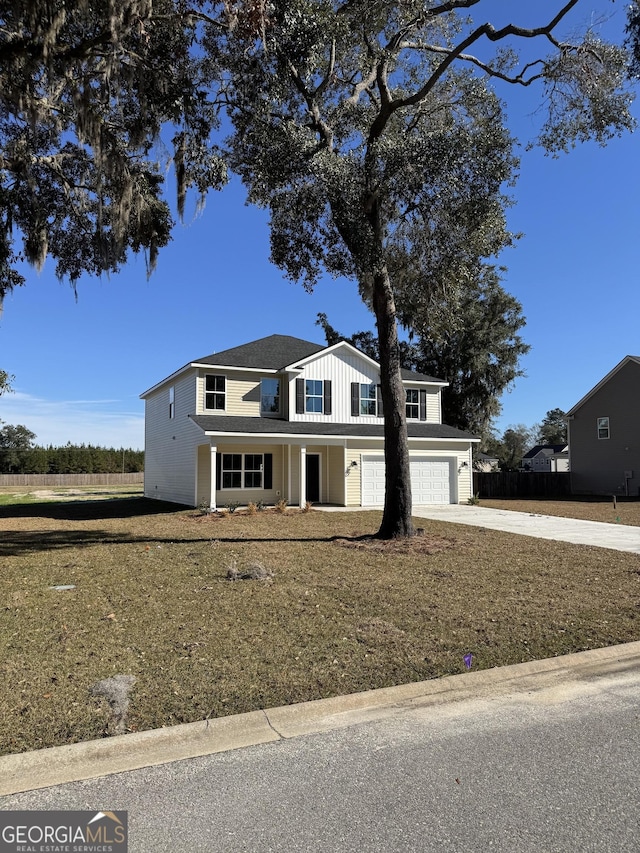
209,0,633,537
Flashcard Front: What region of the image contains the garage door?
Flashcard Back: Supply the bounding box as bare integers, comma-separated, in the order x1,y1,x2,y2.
361,456,452,506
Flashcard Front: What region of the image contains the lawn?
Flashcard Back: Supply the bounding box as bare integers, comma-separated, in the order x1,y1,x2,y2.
1,494,639,756
479,497,640,526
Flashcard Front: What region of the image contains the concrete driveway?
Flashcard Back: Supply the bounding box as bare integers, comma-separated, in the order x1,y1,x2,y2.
412,504,640,554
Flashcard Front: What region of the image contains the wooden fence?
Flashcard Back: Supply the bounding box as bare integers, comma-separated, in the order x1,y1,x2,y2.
473,472,572,499
0,473,144,488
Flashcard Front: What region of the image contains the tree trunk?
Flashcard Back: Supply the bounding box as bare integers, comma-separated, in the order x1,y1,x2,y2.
372,267,415,539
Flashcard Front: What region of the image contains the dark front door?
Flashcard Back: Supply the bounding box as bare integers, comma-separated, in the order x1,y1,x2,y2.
305,454,320,503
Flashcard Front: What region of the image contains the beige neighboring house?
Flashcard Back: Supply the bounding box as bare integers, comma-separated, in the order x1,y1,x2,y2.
140,334,478,509
474,452,500,472
567,355,640,495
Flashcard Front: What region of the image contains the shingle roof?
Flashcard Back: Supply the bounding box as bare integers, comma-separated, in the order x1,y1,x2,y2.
189,414,475,440
192,334,444,382
193,335,324,370
522,444,568,458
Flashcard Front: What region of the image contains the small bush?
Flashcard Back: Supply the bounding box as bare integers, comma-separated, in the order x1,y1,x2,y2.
226,560,273,581
247,502,258,515
225,501,240,514
302,501,313,513
467,493,481,506
275,498,288,514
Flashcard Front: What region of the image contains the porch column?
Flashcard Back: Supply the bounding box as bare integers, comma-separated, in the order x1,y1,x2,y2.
209,444,217,511
299,445,306,508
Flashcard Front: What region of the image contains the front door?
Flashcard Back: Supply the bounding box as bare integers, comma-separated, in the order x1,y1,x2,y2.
305,454,321,503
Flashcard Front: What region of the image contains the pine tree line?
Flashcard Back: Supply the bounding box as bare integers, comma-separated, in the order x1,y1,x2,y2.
0,444,144,474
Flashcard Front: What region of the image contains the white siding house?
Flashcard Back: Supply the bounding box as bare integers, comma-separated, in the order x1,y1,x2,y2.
141,334,477,508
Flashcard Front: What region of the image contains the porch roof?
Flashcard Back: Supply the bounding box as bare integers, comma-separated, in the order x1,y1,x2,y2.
189,414,477,441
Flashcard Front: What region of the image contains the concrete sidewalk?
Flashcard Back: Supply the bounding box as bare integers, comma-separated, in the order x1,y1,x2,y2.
411,504,640,554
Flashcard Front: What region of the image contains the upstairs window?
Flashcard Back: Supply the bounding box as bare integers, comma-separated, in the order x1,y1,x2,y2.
406,388,428,420
261,378,280,414
205,375,226,411
597,417,610,439
406,389,419,420
169,386,175,419
296,378,332,415
305,379,324,413
359,383,377,416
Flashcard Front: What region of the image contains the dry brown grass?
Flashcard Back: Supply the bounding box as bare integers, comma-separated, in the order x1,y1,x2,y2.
480,497,640,526
1,495,639,756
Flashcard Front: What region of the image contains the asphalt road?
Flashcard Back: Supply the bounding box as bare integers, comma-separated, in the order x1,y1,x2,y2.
2,653,639,852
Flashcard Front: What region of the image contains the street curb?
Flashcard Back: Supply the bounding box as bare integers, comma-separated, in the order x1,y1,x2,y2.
2,641,640,796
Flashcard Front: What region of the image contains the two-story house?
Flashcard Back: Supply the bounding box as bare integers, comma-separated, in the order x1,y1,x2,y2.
521,444,569,473
567,355,640,495
140,334,478,508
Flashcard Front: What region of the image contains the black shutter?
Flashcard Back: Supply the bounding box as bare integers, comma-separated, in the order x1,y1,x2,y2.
296,378,304,414
419,389,427,421
376,385,384,418
215,453,222,490
263,454,272,489
351,382,360,417
323,380,332,415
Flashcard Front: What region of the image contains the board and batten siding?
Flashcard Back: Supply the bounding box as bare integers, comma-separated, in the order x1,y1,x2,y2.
144,370,201,505
288,349,380,424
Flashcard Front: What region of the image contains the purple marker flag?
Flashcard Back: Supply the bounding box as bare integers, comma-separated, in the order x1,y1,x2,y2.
463,653,473,670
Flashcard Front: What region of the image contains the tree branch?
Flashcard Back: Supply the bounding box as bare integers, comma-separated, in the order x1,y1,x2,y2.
368,0,582,142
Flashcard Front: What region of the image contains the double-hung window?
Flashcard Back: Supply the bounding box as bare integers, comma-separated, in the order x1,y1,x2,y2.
169,386,175,419
220,453,271,490
305,380,324,413
406,389,419,420
296,378,331,415
261,378,280,415
359,383,377,415
205,375,225,410
597,417,610,439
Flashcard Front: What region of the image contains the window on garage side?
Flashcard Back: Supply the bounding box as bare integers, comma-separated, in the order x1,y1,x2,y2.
205,374,226,410
169,386,175,419
406,389,419,419
597,417,610,439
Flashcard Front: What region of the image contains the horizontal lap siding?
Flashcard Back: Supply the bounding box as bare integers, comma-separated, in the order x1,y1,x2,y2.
215,444,283,506
144,372,199,505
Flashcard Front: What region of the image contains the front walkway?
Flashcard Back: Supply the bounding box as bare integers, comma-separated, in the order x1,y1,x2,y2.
411,504,640,555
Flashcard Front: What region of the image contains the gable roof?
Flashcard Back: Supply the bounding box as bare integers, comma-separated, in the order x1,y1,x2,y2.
567,355,640,416
193,334,324,370
141,333,446,398
194,333,444,382
523,444,568,459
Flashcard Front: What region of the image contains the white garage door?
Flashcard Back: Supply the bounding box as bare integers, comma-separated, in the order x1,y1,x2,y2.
361,456,452,506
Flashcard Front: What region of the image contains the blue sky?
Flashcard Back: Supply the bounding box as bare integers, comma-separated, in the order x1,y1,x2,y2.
1,0,638,450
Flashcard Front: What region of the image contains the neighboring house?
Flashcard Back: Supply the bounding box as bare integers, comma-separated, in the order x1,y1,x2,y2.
140,334,478,509
474,452,500,472
567,355,640,495
521,444,569,473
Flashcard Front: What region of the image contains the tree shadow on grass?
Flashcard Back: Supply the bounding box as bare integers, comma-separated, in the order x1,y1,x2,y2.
0,530,373,557
0,529,143,557
0,497,181,522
